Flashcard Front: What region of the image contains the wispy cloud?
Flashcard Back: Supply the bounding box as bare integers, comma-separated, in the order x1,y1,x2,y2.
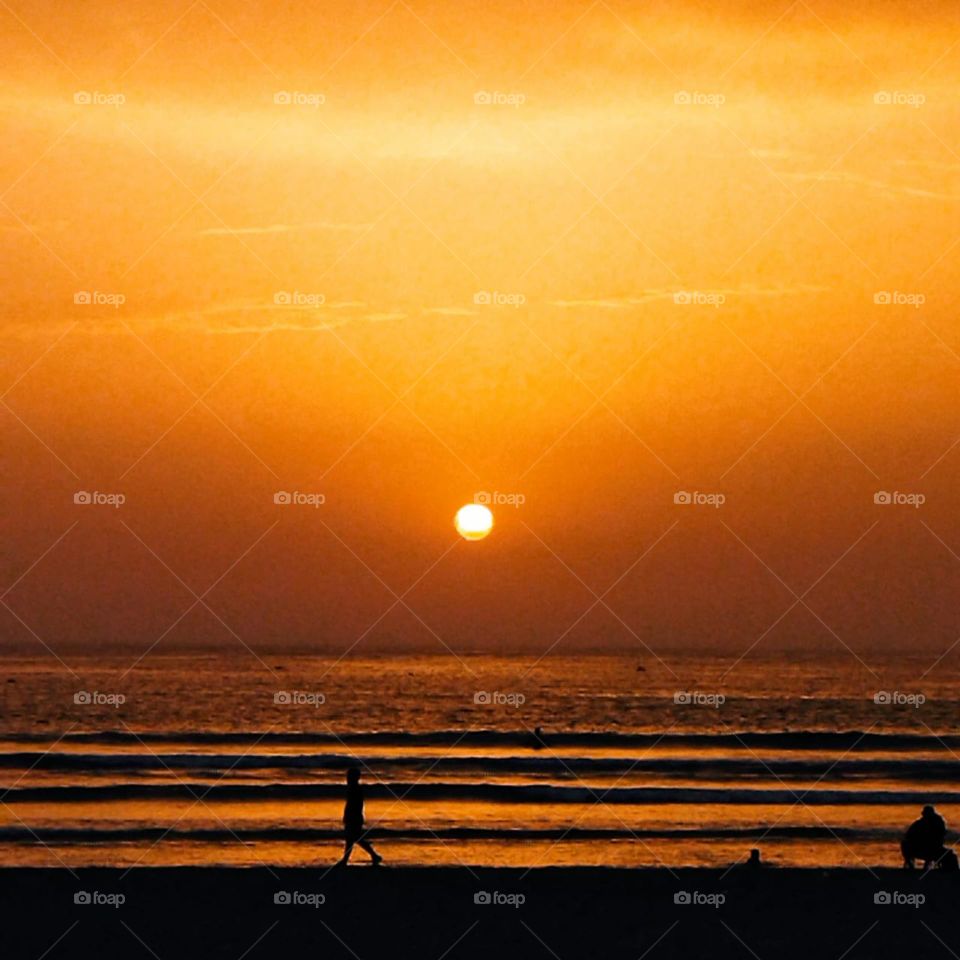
197,221,374,236
779,170,959,201
3,299,412,339
550,285,831,309
423,307,477,317
179,301,406,333
740,147,960,201
895,158,960,173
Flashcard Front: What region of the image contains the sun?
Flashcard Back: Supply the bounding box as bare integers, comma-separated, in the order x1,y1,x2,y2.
455,503,494,541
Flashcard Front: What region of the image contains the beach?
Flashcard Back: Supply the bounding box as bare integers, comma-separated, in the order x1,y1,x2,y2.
2,655,957,870
3,865,956,959
2,655,956,955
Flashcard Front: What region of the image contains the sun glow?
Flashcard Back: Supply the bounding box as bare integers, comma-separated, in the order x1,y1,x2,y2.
455,504,494,541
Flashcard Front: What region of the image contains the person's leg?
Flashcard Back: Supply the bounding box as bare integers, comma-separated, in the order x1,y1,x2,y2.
358,838,382,864
339,839,355,865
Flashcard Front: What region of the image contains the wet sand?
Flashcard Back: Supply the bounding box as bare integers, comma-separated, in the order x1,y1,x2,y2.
2,865,956,959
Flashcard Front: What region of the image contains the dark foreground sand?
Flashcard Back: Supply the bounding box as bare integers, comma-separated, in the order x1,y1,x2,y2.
2,866,957,959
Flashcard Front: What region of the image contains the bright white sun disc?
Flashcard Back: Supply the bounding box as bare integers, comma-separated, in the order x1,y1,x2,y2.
455,504,493,540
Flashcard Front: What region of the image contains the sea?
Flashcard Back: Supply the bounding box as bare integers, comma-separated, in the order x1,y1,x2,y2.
1,653,957,869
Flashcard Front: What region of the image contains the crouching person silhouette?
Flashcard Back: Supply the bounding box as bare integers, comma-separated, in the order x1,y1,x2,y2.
901,805,946,869
338,767,382,866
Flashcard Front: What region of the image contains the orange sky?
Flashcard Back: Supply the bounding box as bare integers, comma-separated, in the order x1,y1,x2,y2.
1,0,959,661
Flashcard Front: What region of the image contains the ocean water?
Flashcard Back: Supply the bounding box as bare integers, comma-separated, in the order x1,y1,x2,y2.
0,653,956,869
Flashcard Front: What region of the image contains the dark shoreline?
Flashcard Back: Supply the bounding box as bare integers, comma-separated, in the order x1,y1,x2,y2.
3,866,957,959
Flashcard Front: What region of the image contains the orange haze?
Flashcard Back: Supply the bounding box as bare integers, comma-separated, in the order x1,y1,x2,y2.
2,1,959,661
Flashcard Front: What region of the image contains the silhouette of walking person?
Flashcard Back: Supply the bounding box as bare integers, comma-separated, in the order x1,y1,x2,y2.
901,804,946,869
338,767,382,866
